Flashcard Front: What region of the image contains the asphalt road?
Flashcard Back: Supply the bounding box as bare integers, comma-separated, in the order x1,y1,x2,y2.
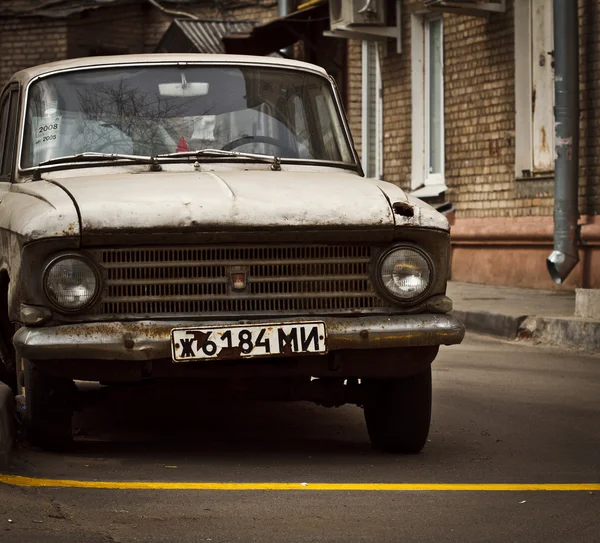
1,334,598,543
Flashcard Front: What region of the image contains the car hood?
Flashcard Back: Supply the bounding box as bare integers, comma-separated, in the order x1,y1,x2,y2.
37,168,447,244
46,169,396,234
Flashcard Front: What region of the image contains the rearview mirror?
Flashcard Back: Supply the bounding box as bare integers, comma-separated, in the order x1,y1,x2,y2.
158,82,209,97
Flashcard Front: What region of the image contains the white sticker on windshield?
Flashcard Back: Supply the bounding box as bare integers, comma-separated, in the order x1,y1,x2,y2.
44,101,58,116
34,116,61,151
191,116,216,141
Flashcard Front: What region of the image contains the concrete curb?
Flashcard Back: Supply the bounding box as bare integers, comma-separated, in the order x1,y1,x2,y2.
452,310,527,340
0,382,15,469
519,316,600,353
453,310,600,352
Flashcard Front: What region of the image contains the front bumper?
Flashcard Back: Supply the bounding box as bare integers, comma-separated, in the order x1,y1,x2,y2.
14,314,465,361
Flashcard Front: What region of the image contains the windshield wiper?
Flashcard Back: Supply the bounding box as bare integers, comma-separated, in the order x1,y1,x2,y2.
158,149,282,171
31,152,163,179
36,152,160,168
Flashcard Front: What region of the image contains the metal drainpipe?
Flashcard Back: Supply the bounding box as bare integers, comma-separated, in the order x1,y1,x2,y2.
278,0,291,18
546,0,580,284
278,0,293,58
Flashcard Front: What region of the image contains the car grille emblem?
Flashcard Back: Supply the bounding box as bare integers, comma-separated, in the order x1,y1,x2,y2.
230,268,247,291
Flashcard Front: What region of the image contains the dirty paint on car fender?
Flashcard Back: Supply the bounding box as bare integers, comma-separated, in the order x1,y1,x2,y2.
0,181,80,243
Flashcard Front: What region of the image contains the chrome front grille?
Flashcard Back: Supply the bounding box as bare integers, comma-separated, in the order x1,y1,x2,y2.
90,245,391,317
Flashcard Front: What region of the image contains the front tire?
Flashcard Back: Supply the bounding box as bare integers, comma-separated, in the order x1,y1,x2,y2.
363,367,432,454
23,359,74,451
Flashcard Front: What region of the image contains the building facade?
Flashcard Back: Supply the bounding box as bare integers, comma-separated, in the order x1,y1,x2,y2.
0,0,277,90
2,0,599,289
343,0,599,289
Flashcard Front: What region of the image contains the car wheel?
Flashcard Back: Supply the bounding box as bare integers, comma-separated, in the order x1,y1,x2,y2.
23,359,74,451
363,366,432,454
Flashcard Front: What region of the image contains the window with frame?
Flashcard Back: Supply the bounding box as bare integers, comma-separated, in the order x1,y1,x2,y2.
515,0,554,177
361,40,383,179
411,13,445,197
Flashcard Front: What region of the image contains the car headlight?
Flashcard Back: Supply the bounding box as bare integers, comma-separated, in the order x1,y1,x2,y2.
44,255,100,311
377,246,433,302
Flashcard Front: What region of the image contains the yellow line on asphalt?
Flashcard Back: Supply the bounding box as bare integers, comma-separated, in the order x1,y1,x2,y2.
1,475,599,491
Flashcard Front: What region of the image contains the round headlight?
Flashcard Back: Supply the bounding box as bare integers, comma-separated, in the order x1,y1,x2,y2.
379,247,432,302
44,256,99,311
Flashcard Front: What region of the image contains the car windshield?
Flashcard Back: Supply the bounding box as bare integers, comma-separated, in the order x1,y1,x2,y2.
21,65,355,169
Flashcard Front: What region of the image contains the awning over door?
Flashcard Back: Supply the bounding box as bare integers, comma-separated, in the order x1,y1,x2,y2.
156,19,255,54
222,1,329,56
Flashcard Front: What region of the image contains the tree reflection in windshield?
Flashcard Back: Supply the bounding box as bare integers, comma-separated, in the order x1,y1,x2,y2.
75,80,191,157
21,65,354,168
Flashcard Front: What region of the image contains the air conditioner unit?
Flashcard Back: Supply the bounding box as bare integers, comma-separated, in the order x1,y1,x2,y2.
329,0,387,30
423,0,505,17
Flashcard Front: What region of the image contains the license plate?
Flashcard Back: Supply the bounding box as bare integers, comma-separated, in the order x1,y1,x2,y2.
170,322,327,362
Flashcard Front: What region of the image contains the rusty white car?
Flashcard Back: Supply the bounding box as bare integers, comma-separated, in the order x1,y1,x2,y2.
0,54,464,452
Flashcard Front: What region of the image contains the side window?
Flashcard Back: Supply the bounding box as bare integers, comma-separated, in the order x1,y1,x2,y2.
0,89,19,180
0,96,10,178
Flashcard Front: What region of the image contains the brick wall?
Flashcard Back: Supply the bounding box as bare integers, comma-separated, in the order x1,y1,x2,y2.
0,18,68,90
443,3,517,218
579,0,600,216
67,4,147,58
380,0,413,190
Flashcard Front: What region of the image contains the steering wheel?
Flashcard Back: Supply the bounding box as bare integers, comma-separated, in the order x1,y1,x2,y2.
221,135,298,158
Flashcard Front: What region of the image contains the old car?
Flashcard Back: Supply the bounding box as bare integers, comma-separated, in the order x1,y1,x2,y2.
0,54,464,453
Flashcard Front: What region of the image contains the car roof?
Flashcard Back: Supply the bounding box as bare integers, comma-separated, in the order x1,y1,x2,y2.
8,53,329,84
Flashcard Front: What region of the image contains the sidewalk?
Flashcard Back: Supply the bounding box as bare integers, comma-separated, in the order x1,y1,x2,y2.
448,281,600,352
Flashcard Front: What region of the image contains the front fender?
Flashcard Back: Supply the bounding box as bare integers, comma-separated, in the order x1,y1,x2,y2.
0,181,80,323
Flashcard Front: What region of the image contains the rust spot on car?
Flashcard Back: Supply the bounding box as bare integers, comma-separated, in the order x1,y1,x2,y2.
52,322,170,342
63,222,77,236
392,202,414,218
